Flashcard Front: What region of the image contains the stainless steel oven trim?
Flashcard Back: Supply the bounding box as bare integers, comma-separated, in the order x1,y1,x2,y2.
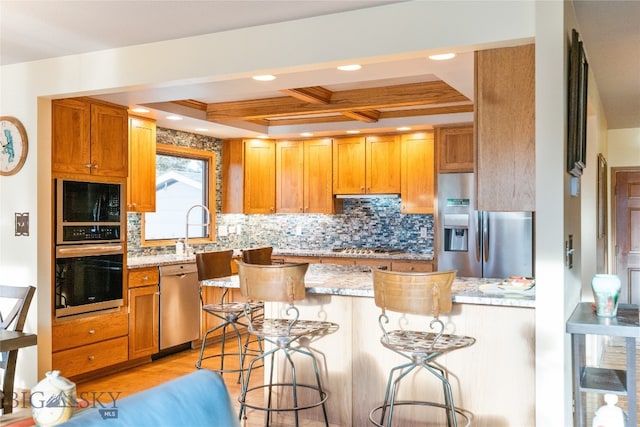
56,244,124,258
55,299,124,319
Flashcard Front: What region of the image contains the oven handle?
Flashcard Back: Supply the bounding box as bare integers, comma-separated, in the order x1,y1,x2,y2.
56,244,124,258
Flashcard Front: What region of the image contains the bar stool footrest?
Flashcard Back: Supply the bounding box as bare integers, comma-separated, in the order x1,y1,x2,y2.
369,400,471,427
240,382,328,413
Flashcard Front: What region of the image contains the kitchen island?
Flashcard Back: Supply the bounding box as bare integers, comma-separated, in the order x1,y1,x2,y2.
202,263,535,427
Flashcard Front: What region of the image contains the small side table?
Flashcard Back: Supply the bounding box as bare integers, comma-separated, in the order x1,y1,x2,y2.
566,303,639,427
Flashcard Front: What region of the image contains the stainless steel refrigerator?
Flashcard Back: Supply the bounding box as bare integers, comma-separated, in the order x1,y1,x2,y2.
437,173,534,278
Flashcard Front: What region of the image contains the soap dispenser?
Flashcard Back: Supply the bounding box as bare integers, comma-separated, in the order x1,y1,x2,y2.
592,394,625,427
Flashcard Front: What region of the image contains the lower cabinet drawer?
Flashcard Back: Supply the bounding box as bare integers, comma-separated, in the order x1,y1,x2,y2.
52,312,128,352
52,336,128,378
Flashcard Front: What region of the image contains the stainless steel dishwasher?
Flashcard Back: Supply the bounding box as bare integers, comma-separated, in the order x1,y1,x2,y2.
158,263,200,350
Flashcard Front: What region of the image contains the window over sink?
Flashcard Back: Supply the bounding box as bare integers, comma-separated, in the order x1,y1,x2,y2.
142,143,215,246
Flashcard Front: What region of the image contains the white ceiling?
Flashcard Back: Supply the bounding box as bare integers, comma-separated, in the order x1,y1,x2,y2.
1,0,638,136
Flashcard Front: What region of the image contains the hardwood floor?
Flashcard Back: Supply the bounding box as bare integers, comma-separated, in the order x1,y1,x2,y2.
75,340,339,427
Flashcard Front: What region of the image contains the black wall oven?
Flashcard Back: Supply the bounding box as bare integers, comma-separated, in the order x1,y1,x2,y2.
55,179,125,318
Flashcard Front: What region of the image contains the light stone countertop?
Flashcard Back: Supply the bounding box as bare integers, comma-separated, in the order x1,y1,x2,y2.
201,263,535,309
127,248,433,269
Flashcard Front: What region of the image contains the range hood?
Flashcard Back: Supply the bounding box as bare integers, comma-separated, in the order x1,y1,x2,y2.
334,194,400,199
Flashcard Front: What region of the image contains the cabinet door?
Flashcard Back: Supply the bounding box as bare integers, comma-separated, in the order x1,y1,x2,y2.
127,117,156,212
401,132,435,214
276,140,304,213
475,45,535,211
333,137,365,194
244,139,275,213
52,98,92,175
128,285,159,359
90,103,129,177
304,138,334,213
366,135,400,193
436,125,474,173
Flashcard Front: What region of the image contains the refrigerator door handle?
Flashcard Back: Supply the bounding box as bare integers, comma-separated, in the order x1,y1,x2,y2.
476,211,482,263
483,212,490,263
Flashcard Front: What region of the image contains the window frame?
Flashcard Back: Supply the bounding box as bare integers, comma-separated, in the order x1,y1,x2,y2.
141,143,216,247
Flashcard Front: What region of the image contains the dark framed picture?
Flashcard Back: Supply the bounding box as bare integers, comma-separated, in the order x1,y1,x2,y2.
567,29,589,177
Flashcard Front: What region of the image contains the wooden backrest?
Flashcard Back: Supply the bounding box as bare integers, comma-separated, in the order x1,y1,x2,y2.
241,247,273,265
195,250,234,281
237,261,308,303
0,285,36,332
373,269,455,318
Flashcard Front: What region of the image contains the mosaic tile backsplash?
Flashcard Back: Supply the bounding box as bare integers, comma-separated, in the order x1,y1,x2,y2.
127,128,434,256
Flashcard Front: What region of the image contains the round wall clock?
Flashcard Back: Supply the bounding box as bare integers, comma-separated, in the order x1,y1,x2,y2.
0,116,29,176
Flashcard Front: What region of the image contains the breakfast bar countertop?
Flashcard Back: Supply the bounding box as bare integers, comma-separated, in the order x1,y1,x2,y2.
202,263,535,308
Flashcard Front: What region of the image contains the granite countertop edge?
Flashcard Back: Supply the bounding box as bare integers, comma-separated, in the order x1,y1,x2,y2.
127,249,434,269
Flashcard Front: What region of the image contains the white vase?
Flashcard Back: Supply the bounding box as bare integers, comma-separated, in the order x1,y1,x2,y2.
591,274,622,317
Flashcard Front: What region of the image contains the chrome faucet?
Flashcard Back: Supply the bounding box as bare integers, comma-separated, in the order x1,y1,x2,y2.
185,204,210,257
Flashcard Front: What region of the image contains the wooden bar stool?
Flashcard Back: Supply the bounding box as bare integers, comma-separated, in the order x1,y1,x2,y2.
195,250,262,387
370,269,475,427
241,246,273,265
237,261,339,427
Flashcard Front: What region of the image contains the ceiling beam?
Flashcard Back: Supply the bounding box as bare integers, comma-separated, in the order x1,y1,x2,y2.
341,110,380,122
260,104,474,126
205,81,469,121
280,86,332,104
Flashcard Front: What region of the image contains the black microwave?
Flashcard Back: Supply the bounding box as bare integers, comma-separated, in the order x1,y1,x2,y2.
56,179,124,245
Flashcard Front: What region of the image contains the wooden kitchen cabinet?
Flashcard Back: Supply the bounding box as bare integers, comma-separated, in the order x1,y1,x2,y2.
391,260,434,272
52,311,129,377
401,131,435,214
436,124,474,173
276,138,335,213
128,267,159,359
222,138,276,214
475,44,535,211
52,98,128,177
332,135,400,194
127,116,156,212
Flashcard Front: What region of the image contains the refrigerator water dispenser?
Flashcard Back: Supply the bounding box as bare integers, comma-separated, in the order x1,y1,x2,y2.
443,214,469,252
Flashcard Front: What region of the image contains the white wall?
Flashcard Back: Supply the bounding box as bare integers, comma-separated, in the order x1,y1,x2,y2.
0,1,590,424
608,128,640,167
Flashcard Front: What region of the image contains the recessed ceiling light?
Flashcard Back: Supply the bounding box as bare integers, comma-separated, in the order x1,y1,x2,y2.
337,64,362,71
300,132,313,137
429,53,456,61
166,115,183,121
131,107,149,113
252,74,276,81
346,130,361,134
257,135,269,139
397,126,411,131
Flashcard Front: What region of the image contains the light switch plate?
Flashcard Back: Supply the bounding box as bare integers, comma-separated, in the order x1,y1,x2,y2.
15,212,29,236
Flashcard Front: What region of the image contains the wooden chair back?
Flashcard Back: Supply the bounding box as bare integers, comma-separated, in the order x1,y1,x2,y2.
373,269,455,318
241,247,273,265
0,285,35,332
1,285,36,414
237,261,308,304
195,250,234,281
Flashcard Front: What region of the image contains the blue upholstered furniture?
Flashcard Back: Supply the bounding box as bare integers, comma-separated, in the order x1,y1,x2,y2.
60,370,239,427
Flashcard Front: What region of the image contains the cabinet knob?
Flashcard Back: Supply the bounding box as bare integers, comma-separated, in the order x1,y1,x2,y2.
88,329,95,334
85,164,92,169
142,275,149,281
299,207,303,212
93,164,99,169
360,186,365,191
88,355,95,361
